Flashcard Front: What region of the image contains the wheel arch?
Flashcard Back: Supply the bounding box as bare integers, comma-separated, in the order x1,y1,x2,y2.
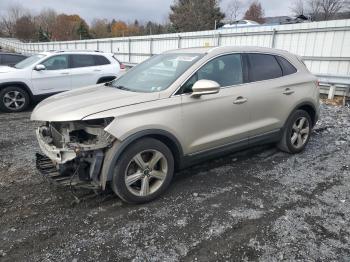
285,101,318,128
0,81,34,98
295,102,318,127
100,129,184,190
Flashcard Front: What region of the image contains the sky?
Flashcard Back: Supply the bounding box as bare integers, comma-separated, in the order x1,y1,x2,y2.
0,0,293,24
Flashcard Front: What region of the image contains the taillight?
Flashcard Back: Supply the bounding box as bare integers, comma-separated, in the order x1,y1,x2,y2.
120,63,126,70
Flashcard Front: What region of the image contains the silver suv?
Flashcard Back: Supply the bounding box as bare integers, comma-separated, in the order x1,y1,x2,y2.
32,46,319,203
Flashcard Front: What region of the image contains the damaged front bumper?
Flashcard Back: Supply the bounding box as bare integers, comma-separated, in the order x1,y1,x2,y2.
36,127,77,164
35,120,115,189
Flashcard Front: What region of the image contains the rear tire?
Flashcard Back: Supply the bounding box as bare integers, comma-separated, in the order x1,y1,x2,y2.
111,138,174,204
278,110,312,154
0,86,30,112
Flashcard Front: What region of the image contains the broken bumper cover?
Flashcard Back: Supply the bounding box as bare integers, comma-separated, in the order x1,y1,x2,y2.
36,127,77,164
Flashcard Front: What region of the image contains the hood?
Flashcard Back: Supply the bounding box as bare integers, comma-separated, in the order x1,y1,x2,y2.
31,84,160,122
0,66,17,73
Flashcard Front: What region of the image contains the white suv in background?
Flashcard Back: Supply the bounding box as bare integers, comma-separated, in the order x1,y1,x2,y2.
0,51,125,112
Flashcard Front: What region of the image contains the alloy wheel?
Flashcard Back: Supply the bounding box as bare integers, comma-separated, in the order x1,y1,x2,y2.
3,91,26,110
125,150,168,196
290,116,310,149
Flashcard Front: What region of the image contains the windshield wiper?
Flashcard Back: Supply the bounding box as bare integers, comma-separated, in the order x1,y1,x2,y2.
114,85,132,91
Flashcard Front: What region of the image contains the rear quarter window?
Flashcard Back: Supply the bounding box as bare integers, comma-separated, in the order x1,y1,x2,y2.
2,54,25,64
247,53,282,82
94,55,110,65
275,56,297,76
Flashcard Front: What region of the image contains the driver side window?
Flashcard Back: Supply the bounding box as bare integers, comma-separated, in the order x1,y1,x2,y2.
42,55,68,70
179,53,243,94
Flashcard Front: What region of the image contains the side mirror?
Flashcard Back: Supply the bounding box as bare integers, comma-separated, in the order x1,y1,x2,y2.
191,79,220,97
34,64,46,71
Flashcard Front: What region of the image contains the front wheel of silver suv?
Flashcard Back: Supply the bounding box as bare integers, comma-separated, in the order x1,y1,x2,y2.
111,138,174,204
278,110,312,154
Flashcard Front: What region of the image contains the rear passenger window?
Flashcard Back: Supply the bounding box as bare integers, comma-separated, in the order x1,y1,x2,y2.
275,56,297,76
247,54,282,82
71,55,96,68
94,55,110,65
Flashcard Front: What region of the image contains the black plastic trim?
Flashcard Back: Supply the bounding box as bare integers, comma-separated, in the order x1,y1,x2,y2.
32,92,62,102
181,129,282,169
289,101,319,127
97,76,116,84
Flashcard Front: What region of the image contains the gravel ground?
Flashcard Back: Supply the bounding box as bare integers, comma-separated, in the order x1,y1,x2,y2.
0,103,349,261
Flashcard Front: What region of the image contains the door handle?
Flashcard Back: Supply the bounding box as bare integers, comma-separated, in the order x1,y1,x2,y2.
283,88,295,95
60,72,69,75
233,96,248,104
93,69,102,72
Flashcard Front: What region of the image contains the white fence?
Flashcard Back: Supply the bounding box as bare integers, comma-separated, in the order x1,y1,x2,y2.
1,19,350,98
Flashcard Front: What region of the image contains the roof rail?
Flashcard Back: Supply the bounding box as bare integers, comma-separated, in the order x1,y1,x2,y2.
48,49,104,53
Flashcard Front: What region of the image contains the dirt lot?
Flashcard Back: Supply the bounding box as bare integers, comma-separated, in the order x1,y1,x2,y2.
0,104,349,261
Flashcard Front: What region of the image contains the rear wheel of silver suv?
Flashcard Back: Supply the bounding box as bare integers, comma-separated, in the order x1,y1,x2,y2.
0,86,30,112
112,138,174,204
278,110,312,154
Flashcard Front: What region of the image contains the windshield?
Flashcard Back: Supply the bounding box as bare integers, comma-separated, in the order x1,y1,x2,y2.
111,53,204,92
14,54,45,69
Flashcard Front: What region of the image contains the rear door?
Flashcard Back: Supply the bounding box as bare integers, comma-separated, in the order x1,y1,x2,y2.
180,53,251,154
69,54,102,89
245,53,298,137
31,54,71,94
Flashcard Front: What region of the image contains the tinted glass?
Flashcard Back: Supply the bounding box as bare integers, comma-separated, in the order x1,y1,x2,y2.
111,53,203,93
71,55,96,68
42,55,68,70
94,55,110,65
181,54,243,94
247,54,282,82
2,54,24,64
276,56,297,76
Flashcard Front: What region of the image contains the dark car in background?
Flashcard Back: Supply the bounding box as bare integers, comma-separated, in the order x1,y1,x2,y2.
0,52,27,67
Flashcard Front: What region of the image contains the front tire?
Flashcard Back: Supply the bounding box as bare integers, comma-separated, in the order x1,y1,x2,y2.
0,86,30,112
278,110,312,154
111,138,174,204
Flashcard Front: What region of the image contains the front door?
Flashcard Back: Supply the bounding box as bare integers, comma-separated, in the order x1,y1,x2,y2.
179,53,251,155
31,54,71,94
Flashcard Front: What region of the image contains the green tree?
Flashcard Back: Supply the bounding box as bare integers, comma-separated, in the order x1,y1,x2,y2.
77,20,90,39
169,0,225,32
38,26,50,42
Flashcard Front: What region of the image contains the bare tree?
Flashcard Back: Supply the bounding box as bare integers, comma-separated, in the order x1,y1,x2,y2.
319,0,347,20
307,0,322,20
291,0,306,16
35,8,57,40
0,4,27,37
14,15,36,41
226,0,243,21
90,18,110,38
291,0,348,21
